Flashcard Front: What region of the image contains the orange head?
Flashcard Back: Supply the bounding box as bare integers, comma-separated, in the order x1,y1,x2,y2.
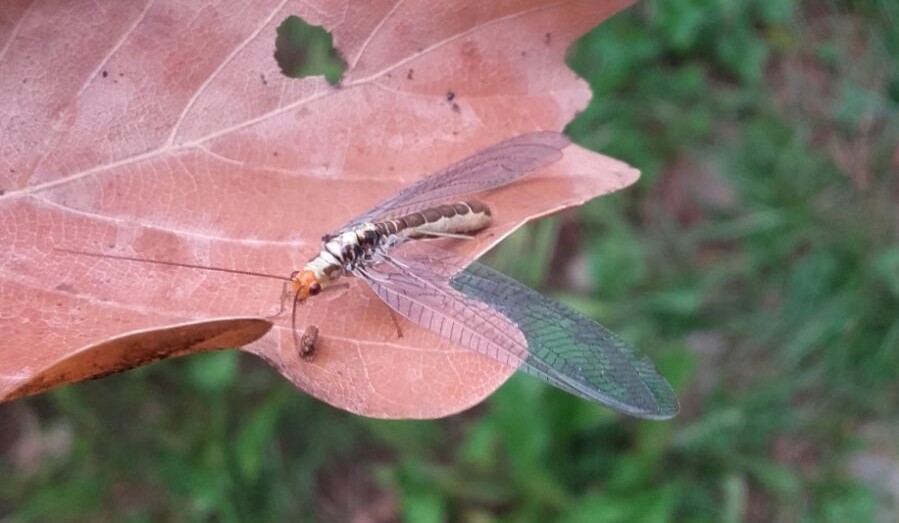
290,270,322,301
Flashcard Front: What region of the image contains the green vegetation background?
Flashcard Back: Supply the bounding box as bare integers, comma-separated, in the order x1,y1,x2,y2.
2,1,897,521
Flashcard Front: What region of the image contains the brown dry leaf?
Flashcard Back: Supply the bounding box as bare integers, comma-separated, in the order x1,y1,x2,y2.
0,0,639,418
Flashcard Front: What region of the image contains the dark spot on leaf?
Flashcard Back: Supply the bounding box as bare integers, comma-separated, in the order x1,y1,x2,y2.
21,78,27,84
119,72,124,77
452,103,461,113
54,283,76,293
300,324,319,361
407,68,414,80
446,91,455,102
521,51,527,57
274,15,346,86
101,70,108,78
273,151,279,156
260,73,268,85
545,32,551,45
0,189,5,196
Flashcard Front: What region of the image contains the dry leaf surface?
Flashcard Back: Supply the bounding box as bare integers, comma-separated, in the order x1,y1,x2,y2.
0,0,638,418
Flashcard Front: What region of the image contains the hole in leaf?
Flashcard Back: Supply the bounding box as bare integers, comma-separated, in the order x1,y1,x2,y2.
274,15,346,85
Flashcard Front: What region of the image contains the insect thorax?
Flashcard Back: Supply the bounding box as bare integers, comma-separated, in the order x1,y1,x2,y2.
304,224,383,283
304,200,493,284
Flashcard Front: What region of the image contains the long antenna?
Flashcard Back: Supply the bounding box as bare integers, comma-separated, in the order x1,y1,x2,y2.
55,247,293,282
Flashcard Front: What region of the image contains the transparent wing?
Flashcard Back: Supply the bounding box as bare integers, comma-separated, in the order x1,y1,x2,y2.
341,131,571,229
355,243,679,419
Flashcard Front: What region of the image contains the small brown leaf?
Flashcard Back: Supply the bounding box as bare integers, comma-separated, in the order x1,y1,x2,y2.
4,318,272,402
0,0,639,418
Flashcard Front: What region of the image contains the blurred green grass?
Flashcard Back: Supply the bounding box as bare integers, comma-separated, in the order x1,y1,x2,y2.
3,2,898,522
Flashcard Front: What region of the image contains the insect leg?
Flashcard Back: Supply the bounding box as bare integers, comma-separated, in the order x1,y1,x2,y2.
355,267,404,339
290,291,304,357
412,230,475,240
388,309,404,339
265,281,293,319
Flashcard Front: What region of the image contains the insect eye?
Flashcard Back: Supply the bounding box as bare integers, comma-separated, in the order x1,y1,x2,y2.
309,283,322,296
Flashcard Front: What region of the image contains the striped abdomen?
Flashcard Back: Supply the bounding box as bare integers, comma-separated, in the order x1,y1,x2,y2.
374,200,492,239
